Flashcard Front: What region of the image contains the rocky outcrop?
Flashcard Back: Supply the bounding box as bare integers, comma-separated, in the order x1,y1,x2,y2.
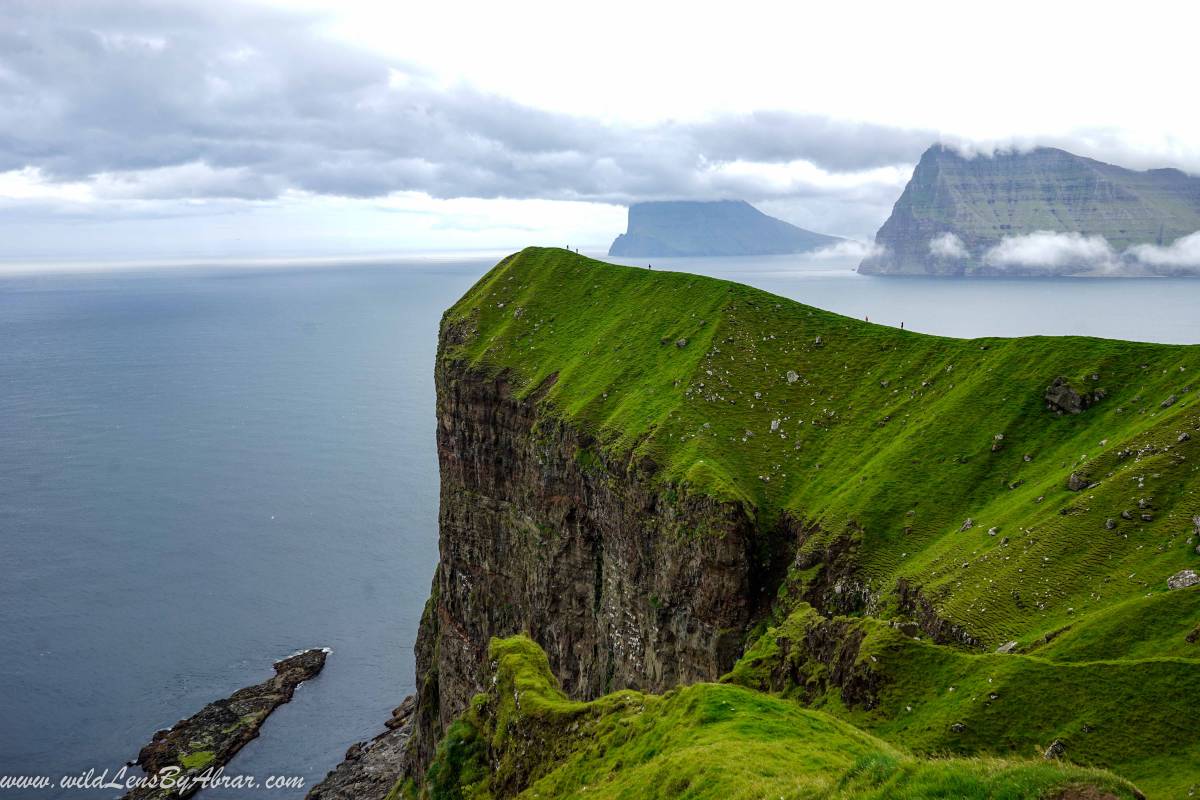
407,351,791,775
306,697,415,800
859,144,1200,276
125,649,327,800
609,200,842,258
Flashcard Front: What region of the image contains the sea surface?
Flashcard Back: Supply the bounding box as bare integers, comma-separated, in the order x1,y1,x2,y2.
1,250,1197,799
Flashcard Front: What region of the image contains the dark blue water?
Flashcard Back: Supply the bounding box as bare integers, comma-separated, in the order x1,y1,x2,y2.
1,252,1196,799
0,259,487,798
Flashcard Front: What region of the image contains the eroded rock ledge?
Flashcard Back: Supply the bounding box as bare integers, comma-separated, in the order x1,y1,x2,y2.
124,648,327,800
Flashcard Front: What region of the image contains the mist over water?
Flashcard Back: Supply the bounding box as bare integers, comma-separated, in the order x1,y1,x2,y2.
0,252,1196,798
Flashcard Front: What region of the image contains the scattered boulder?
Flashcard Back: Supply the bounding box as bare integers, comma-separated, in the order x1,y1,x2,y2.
1043,738,1067,760
786,370,799,384
960,518,975,531
950,722,967,733
988,527,999,536
1161,394,1178,409
1167,569,1200,590
1067,472,1088,491
996,640,1018,654
675,338,688,348
1104,518,1117,530
991,433,1005,452
1140,513,1153,522
1180,432,1192,442
1121,510,1134,521
1045,377,1093,414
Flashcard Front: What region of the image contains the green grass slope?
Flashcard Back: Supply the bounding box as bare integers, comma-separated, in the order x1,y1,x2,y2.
418,636,1141,800
445,247,1199,647
435,247,1200,797
728,602,1200,798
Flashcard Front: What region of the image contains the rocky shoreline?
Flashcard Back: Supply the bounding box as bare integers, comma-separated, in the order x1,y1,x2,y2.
123,648,327,800
306,696,415,800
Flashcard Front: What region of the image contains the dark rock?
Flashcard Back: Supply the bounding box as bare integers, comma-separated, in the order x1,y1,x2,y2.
1044,738,1067,760
1067,472,1088,491
409,359,778,776
1141,513,1153,522
1104,518,1117,530
675,338,688,348
1180,432,1191,442
960,518,975,531
125,649,327,800
307,695,416,800
950,722,967,733
1046,377,1092,415
1121,510,1134,520
1161,394,1178,408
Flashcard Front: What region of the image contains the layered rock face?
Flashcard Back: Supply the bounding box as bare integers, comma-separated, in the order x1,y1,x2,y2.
408,349,770,773
609,200,842,257
859,144,1200,275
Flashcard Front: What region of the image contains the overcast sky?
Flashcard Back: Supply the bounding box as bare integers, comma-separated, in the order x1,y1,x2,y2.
1,0,1197,263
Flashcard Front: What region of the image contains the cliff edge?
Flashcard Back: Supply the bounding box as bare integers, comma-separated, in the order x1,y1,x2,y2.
397,248,1199,798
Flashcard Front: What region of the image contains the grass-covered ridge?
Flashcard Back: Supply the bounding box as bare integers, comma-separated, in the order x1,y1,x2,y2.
444,247,1199,647
435,248,1199,797
727,602,1200,798
419,636,1142,800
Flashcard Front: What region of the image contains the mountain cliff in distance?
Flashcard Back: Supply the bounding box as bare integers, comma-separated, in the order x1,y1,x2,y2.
859,144,1200,276
609,199,843,257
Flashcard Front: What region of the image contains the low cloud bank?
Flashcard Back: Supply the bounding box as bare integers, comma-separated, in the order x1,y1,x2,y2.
979,230,1200,274
810,240,884,260
984,231,1119,271
928,232,968,258
1127,231,1200,268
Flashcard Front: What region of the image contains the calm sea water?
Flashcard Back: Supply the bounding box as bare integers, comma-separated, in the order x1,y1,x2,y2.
1,251,1197,799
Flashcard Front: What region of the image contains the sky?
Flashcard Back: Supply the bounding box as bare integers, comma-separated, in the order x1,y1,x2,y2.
1,0,1197,263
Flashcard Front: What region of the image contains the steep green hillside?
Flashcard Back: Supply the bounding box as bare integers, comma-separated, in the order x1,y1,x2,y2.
728,603,1200,797
859,145,1200,275
415,637,1141,800
428,247,1199,797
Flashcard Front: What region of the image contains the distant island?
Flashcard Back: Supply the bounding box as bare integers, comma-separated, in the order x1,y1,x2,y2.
859,144,1200,276
608,199,842,257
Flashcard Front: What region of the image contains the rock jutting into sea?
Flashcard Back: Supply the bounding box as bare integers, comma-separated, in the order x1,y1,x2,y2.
123,648,328,800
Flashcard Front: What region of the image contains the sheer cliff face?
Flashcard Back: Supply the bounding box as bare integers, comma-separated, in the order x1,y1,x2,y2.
859,145,1200,275
409,339,764,772
608,200,842,258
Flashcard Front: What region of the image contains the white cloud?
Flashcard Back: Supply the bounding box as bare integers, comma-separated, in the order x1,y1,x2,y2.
1126,231,1200,268
810,240,884,260
929,232,968,258
983,231,1118,271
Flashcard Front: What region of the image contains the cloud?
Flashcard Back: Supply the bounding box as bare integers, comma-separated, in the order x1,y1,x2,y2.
1126,231,1200,270
809,240,884,260
983,231,1119,272
0,0,927,240
928,232,968,258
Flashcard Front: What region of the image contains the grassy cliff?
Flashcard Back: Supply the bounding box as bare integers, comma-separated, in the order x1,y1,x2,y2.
858,145,1200,276
423,247,1199,797
418,637,1142,800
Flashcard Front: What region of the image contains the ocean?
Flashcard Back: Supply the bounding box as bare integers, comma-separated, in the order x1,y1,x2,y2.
1,250,1197,798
